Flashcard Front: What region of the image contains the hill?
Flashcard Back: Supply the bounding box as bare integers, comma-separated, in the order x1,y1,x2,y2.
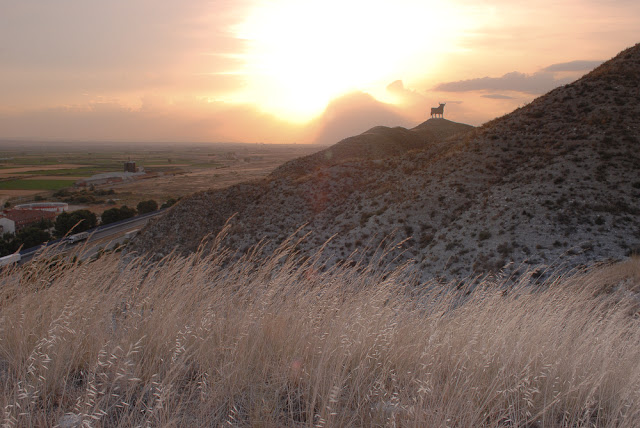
131,43,640,280
270,118,473,179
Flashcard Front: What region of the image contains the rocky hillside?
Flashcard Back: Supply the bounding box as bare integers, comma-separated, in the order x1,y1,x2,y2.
131,43,640,280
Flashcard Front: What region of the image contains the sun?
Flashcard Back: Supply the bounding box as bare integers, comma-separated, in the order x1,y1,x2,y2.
232,0,478,122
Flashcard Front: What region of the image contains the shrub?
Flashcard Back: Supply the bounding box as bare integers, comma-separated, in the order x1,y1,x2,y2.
404,225,414,237
419,233,434,247
478,230,492,241
160,198,178,208
136,199,158,214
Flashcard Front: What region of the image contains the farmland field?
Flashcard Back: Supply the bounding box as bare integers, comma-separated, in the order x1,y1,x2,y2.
0,179,76,190
13,167,113,176
0,140,322,210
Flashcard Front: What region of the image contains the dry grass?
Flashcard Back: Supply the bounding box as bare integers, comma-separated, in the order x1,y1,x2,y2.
1,239,640,427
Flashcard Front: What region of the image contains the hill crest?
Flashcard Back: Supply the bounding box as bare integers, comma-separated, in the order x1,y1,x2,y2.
131,43,640,280
271,118,473,179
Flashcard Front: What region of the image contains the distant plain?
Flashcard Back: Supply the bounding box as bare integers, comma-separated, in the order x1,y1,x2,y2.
0,141,322,209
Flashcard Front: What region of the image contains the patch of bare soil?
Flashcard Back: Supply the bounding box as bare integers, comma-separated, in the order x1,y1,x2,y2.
0,164,89,174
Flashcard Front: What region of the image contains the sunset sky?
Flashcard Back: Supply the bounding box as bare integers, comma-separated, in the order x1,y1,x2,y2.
1,0,638,144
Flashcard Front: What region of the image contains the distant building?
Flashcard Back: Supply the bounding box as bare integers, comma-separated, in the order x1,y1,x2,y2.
124,161,136,173
75,171,146,187
14,202,68,213
0,209,57,234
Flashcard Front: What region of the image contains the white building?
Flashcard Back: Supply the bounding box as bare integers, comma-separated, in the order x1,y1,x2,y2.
76,171,146,187
0,217,15,235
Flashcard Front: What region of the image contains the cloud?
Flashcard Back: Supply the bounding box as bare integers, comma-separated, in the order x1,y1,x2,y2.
542,60,603,72
310,92,412,145
386,79,430,105
434,71,572,95
0,85,422,145
385,80,462,122
386,80,424,102
0,91,414,145
0,98,305,144
481,94,515,99
0,1,252,109
433,57,606,96
386,80,405,93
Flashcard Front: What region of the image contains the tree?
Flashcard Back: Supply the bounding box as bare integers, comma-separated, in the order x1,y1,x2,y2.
32,218,53,231
100,205,137,226
161,198,178,209
100,208,121,225
118,205,136,220
136,199,158,214
54,209,97,238
53,189,71,198
16,227,51,249
0,233,20,257
0,226,52,256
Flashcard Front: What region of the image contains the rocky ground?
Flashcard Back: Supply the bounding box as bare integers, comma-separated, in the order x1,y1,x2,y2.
131,43,640,281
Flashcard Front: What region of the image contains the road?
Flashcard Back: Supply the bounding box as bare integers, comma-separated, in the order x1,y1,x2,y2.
19,209,166,264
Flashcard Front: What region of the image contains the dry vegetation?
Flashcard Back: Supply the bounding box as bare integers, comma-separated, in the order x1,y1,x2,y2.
1,236,640,427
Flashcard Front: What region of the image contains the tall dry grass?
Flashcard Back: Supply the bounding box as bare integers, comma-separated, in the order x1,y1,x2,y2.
1,239,639,427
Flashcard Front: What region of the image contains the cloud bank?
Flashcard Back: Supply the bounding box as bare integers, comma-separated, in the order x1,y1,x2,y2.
481,94,515,100
434,71,572,94
0,99,304,144
543,60,603,72
434,58,604,96
0,91,416,146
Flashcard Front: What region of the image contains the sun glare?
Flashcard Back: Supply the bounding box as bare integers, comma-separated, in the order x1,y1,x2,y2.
233,0,478,122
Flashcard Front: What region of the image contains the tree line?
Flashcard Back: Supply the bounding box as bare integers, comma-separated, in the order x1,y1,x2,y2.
0,198,177,257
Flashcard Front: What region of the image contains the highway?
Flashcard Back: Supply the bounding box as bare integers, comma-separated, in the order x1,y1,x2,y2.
19,209,166,264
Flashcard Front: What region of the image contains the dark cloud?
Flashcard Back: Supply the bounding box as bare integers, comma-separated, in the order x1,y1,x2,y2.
481,94,515,99
311,92,412,145
543,60,603,72
434,71,572,95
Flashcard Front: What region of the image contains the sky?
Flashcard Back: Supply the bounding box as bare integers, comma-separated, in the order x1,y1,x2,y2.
0,0,639,144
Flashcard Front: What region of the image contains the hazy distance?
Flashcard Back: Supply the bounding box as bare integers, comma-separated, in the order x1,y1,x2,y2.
1,0,639,144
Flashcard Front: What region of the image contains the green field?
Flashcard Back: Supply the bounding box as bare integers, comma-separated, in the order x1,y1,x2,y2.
14,167,114,177
0,179,76,190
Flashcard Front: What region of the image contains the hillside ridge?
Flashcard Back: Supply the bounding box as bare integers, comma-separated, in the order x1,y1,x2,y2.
271,118,473,179
131,43,640,280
